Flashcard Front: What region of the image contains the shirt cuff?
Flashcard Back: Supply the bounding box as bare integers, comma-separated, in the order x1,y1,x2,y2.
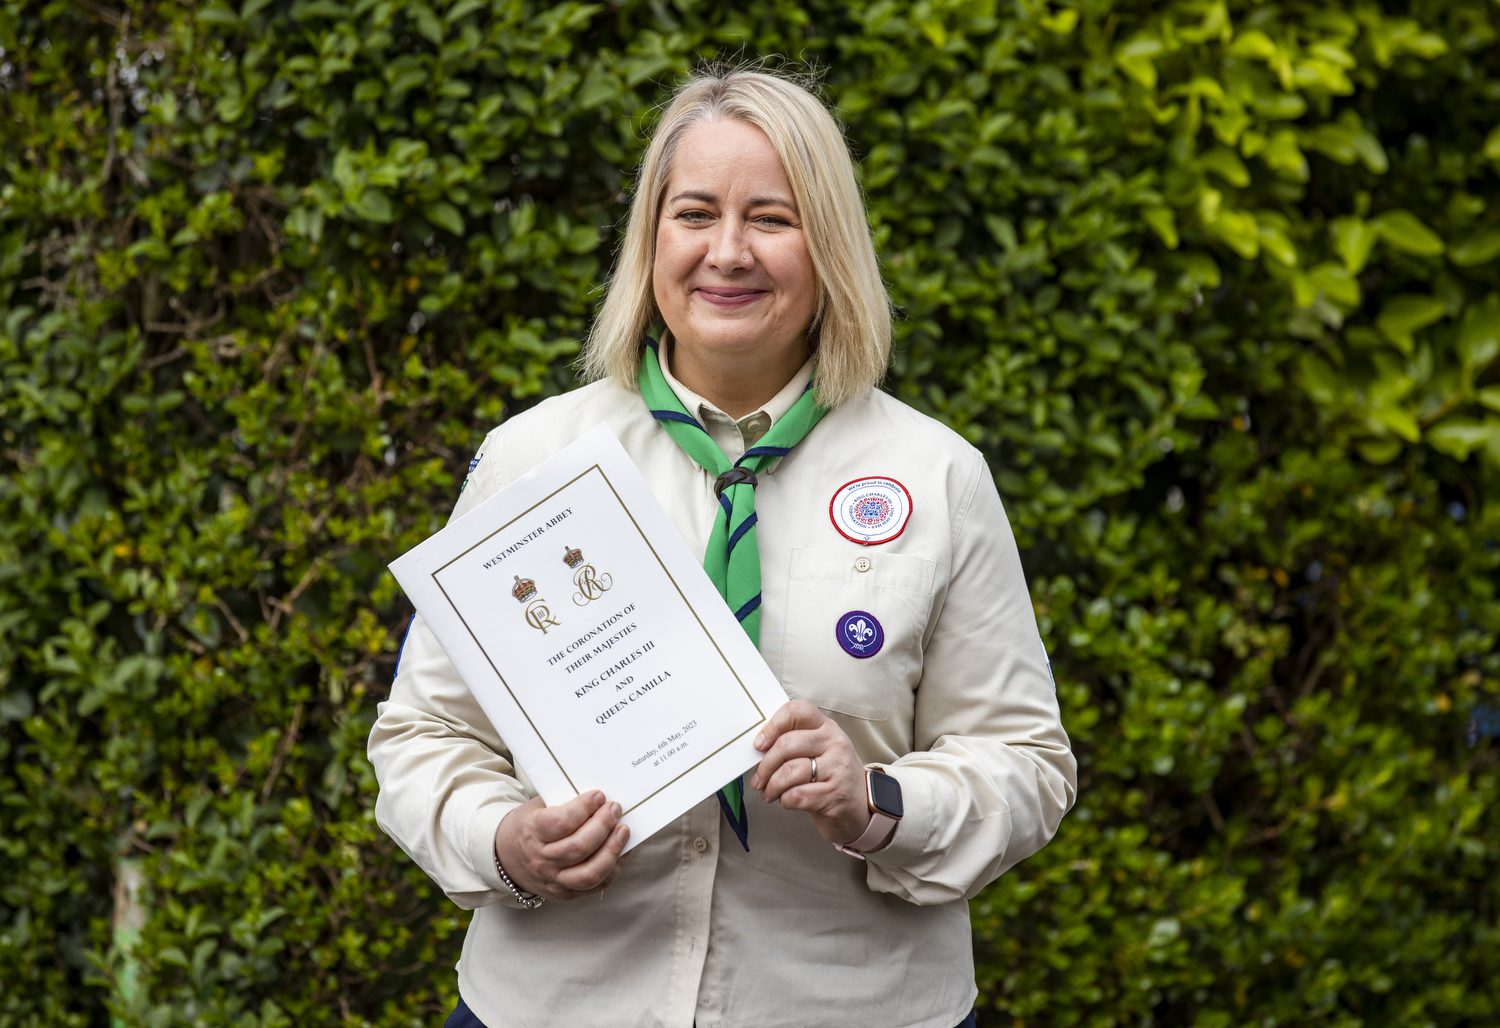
863,764,934,871
468,798,526,904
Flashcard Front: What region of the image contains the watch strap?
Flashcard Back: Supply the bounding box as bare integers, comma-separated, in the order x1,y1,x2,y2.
834,809,898,860
835,765,902,859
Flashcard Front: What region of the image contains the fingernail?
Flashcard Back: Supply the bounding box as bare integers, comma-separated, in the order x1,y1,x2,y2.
616,824,629,841
611,802,622,818
594,792,605,807
754,733,765,749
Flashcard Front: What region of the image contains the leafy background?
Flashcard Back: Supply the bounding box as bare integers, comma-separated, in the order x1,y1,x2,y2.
2,0,1499,1025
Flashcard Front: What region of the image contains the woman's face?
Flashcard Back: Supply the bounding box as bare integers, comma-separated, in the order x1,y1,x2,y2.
653,119,818,372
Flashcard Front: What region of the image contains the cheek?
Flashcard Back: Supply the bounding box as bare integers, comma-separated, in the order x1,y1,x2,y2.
771,238,818,310
653,224,699,289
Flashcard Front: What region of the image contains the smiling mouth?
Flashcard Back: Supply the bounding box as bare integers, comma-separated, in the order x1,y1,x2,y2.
696,287,767,308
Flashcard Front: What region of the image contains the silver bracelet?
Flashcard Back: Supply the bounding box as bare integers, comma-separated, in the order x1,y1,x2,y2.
494,854,544,910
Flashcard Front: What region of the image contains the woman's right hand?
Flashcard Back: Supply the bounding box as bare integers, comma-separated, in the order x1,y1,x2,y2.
493,792,631,901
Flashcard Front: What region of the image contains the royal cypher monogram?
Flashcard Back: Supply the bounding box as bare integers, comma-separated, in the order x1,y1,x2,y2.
513,574,560,634
564,544,613,606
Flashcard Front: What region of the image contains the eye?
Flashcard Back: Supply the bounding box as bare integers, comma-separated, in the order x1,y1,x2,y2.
756,215,791,227
674,209,712,224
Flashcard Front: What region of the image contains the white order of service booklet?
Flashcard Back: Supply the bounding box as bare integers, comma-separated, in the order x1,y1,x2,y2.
389,423,789,852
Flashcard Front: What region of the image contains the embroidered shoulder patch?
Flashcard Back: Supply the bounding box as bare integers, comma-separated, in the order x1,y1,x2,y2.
460,452,483,493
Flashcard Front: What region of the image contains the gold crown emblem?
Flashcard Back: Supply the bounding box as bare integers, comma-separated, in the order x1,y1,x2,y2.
512,575,537,603
562,545,584,569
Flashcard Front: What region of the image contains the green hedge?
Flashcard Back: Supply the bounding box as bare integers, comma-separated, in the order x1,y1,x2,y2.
2,0,1499,1024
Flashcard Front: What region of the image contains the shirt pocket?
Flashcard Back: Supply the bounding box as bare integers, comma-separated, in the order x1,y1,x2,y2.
776,548,937,722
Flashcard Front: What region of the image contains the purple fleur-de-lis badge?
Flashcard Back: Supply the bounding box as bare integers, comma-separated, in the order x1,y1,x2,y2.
836,610,884,658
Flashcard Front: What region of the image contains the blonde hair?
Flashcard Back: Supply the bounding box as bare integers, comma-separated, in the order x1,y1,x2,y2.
581,68,891,408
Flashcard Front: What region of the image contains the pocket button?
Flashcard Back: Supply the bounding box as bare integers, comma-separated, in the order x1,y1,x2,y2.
854,557,872,573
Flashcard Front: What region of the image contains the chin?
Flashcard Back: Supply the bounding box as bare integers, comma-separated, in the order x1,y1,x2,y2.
685,320,776,353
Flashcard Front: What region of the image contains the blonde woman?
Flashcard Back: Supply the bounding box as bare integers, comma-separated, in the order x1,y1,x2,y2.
369,67,1075,1028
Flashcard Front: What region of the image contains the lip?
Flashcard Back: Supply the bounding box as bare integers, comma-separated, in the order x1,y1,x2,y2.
695,286,767,309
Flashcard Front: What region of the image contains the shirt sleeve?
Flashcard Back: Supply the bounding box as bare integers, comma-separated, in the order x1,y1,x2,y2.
367,434,535,910
864,450,1077,904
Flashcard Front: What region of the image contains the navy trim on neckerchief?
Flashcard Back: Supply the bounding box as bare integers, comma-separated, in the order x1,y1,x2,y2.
716,779,750,850
733,594,762,622
727,512,758,554
650,409,709,432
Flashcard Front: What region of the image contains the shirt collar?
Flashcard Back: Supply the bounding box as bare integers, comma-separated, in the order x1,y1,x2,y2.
659,342,815,435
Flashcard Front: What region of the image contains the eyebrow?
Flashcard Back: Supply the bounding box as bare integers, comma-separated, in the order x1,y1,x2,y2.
748,195,798,212
667,190,799,212
668,190,718,205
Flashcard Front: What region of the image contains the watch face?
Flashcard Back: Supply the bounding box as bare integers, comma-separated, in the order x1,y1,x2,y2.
869,770,904,819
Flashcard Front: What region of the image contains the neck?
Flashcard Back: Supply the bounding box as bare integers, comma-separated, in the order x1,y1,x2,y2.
665,335,808,419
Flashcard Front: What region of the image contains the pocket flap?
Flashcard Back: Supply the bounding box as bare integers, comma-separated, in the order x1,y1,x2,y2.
787,548,937,593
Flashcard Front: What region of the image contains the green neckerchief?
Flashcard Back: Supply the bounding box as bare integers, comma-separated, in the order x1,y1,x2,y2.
638,329,829,849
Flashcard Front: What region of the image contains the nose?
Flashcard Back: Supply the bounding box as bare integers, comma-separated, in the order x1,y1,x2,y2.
704,216,752,273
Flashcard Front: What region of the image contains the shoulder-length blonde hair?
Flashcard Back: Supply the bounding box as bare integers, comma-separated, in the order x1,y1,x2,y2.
581,68,891,408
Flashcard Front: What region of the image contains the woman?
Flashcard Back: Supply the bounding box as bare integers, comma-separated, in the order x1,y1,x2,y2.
369,68,1075,1028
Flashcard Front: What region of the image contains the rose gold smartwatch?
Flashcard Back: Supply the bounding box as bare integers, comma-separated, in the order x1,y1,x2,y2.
834,765,904,860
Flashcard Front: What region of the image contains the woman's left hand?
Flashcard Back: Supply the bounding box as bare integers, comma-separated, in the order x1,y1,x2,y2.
749,700,873,845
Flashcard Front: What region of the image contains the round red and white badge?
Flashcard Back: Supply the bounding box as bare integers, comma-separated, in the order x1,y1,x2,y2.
829,476,913,546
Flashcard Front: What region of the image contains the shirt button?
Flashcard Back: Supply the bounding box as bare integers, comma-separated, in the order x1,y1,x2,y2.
855,557,872,573
693,837,709,853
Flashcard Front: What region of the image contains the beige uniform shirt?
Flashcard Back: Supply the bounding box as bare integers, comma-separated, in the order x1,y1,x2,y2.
368,355,1076,1028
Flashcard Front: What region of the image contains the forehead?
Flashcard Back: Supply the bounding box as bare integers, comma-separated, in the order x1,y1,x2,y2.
666,119,793,196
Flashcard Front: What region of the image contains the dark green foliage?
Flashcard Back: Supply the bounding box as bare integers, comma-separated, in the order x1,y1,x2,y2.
2,0,1498,1025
